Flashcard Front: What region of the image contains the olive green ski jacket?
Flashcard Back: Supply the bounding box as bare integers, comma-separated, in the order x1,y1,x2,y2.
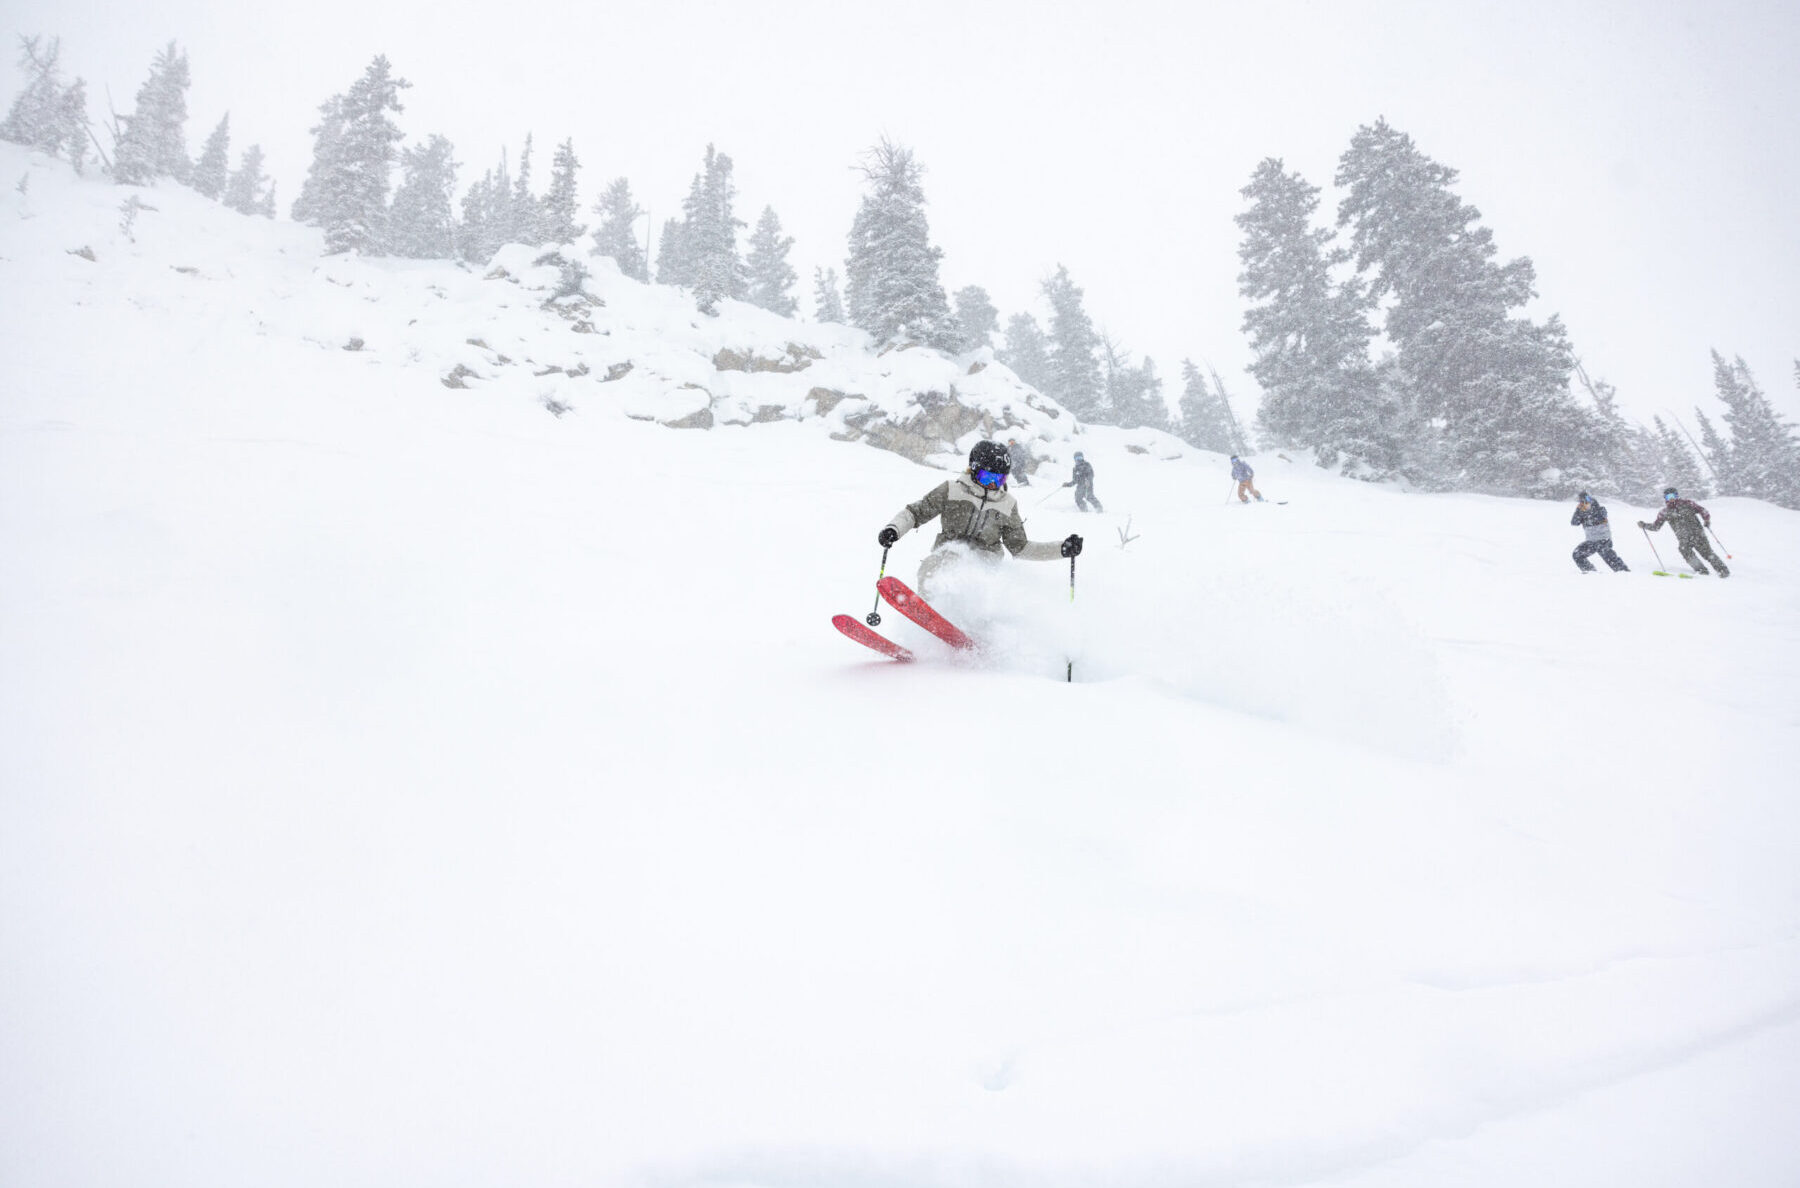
885,473,1063,560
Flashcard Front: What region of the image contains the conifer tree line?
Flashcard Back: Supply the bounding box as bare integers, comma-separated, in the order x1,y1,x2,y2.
9,45,1795,504
1236,118,1800,506
2,35,278,215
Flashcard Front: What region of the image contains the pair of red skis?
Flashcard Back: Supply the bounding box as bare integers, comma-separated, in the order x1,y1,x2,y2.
833,577,972,661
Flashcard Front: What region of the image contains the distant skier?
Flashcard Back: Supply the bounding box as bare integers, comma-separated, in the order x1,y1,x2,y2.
1569,491,1629,573
1005,438,1033,486
1063,451,1104,513
1637,487,1729,577
1230,455,1264,503
878,439,1082,594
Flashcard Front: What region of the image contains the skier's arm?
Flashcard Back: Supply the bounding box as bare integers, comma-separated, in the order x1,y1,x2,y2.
1001,512,1063,561
1695,502,1711,526
887,482,950,540
1571,508,1582,526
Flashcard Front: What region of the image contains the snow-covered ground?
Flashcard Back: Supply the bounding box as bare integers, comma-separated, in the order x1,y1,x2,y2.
4,146,1799,1188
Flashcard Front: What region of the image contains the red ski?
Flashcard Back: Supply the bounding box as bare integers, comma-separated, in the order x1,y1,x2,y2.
832,614,915,661
876,576,975,650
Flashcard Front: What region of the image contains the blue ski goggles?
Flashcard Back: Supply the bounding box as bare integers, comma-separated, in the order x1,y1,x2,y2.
1664,492,1677,501
974,468,1007,489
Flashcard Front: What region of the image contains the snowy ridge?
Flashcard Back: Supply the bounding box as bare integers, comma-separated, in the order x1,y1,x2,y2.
4,145,1800,1188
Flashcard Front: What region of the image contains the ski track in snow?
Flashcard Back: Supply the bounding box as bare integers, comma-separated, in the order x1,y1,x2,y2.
4,145,1800,1188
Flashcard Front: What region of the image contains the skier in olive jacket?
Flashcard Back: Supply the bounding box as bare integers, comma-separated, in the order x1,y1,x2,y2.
879,440,1082,595
1637,487,1729,577
1570,491,1629,573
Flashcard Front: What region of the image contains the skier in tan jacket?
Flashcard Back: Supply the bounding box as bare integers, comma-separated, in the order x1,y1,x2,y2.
878,440,1082,595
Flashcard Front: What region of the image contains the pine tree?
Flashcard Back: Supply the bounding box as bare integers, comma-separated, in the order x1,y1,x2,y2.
813,266,845,323
1708,351,1800,506
58,77,88,173
744,206,799,315
111,41,191,185
387,134,458,258
1041,265,1104,420
190,113,229,199
260,180,276,219
1176,358,1237,452
2,35,88,170
1692,407,1731,494
293,56,410,254
1652,416,1708,497
290,95,344,224
223,144,267,213
1334,119,1587,494
540,138,585,246
998,312,1053,393
458,170,497,263
1236,157,1390,471
688,144,745,314
510,133,539,245
953,285,999,352
1107,349,1168,431
589,177,648,280
844,138,959,350
655,216,689,286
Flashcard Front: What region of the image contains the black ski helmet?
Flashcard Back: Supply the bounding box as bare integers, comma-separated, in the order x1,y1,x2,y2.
1664,486,1679,498
969,439,1011,475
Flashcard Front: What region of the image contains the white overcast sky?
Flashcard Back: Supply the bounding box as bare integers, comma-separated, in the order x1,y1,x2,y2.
7,0,1797,426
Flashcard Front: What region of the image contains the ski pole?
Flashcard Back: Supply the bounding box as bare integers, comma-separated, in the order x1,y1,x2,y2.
1640,525,1670,573
1708,526,1733,559
866,546,890,626
1066,552,1077,682
1036,486,1062,507
1224,482,1237,505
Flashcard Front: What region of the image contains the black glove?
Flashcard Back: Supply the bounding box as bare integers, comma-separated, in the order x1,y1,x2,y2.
1063,481,1073,488
878,526,899,548
1636,521,1649,529
1060,534,1083,558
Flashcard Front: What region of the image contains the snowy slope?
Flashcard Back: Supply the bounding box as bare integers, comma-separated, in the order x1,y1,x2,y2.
4,146,1799,1188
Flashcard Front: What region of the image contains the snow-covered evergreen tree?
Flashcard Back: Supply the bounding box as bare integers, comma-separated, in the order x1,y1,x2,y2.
2,35,89,170
687,145,746,315
744,206,798,316
260,180,276,219
1109,349,1168,431
458,169,498,263
1335,119,1587,495
1708,351,1800,506
510,134,540,245
540,138,585,246
1693,407,1732,493
1237,157,1391,472
998,312,1053,393
813,266,845,323
1041,265,1104,420
844,139,959,350
589,177,647,280
111,41,191,185
953,285,999,352
1652,416,1708,497
387,134,458,258
1176,359,1237,453
223,145,267,214
293,57,410,254
656,217,689,286
290,95,344,224
190,113,229,199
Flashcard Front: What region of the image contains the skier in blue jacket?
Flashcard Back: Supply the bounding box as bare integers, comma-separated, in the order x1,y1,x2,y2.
1570,492,1629,573
1230,456,1264,503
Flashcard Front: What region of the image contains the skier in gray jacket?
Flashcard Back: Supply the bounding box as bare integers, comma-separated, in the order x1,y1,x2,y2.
1570,491,1629,572
879,440,1082,594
